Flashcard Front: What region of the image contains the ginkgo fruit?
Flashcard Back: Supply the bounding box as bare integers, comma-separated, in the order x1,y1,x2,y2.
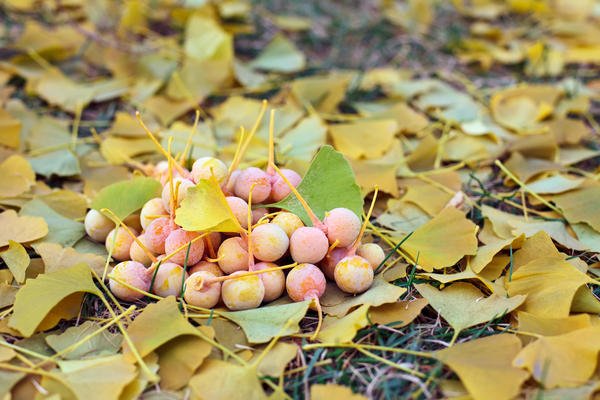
323,207,361,247
320,246,348,280
144,217,176,254
221,271,265,310
217,237,249,274
269,168,301,202
129,234,154,266
223,169,241,196
140,198,167,230
226,196,249,229
184,271,221,308
123,213,142,232
164,228,204,266
105,226,138,261
252,207,268,224
191,157,228,184
271,212,304,237
151,262,188,297
84,209,115,243
189,260,224,277
251,223,289,262
334,255,374,294
357,243,385,269
286,263,326,302
289,227,329,264
109,261,151,302
254,262,285,302
234,167,271,203
161,177,194,212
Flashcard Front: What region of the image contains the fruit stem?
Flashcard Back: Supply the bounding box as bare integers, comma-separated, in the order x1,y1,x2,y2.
328,239,340,253
309,296,323,341
101,208,158,263
136,111,187,176
272,164,323,229
149,232,210,271
208,262,297,284
350,186,379,254
205,236,217,259
267,109,276,176
228,100,268,176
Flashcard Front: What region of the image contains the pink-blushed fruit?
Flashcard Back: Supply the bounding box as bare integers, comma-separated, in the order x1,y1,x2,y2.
289,227,329,264
221,271,265,310
357,243,385,269
129,235,154,266
140,198,167,230
226,196,249,229
157,163,192,186
320,246,349,280
151,262,188,297
145,217,176,254
251,223,289,262
217,237,249,274
184,271,221,308
191,157,228,184
84,209,115,243
271,212,303,238
269,168,301,202
164,229,205,266
254,262,285,302
252,207,269,224
234,167,271,203
162,177,194,212
334,255,374,294
189,261,224,277
286,263,326,302
323,208,361,248
223,169,241,196
105,227,138,261
109,261,151,302
123,214,142,232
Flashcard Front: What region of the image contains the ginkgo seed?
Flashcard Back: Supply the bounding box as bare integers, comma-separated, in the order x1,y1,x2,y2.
289,227,329,264
334,255,374,294
323,207,361,248
109,261,151,302
221,271,265,310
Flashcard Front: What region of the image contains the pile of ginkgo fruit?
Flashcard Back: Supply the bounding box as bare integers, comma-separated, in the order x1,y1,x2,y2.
83,110,385,330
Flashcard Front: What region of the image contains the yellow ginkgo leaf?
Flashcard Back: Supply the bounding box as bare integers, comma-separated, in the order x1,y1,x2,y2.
310,384,368,400
551,186,600,232
513,327,600,388
0,240,30,283
517,312,592,336
435,334,530,400
100,136,156,165
33,242,106,276
369,297,428,327
0,210,48,247
506,257,593,318
329,119,398,159
249,342,297,377
415,282,525,335
0,108,21,149
175,177,243,233
0,155,35,198
401,207,478,271
317,304,370,344
189,359,267,400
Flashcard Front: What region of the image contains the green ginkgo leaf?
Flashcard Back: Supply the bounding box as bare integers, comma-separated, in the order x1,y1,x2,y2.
91,177,162,220
270,145,363,225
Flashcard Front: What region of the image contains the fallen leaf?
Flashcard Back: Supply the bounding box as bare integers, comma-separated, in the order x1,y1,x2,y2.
9,263,101,337
33,242,106,276
415,282,525,334
189,359,267,400
0,241,29,283
45,321,122,360
0,108,21,149
0,209,48,247
317,304,370,343
91,177,162,220
20,198,85,247
435,334,529,400
552,187,600,232
329,119,398,159
249,34,305,73
0,155,35,198
517,312,592,336
369,298,429,327
249,342,297,377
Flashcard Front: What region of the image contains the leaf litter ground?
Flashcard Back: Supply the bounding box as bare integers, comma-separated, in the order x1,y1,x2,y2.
0,1,600,399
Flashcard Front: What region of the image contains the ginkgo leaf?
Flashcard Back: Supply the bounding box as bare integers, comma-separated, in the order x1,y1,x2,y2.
517,312,592,336
270,145,364,226
42,355,137,400
0,109,21,149
0,155,35,198
122,296,199,362
311,384,368,400
20,198,85,247
513,327,600,388
33,242,106,276
175,176,243,233
189,359,267,400
317,304,370,343
220,301,310,344
0,240,30,283
156,326,214,390
329,119,398,159
322,276,405,317
0,211,46,248
506,257,593,318
45,321,122,360
9,263,101,337
369,298,429,327
91,177,162,220
415,282,525,334
401,207,479,271
100,136,156,165
249,342,297,377
435,334,530,400
38,189,88,220
278,115,327,174
249,34,305,73
551,187,600,232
